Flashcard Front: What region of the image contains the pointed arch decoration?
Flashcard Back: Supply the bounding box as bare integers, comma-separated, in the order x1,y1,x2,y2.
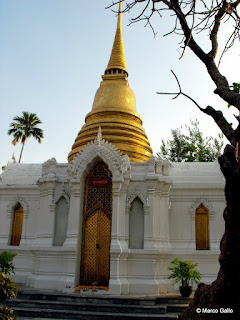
189,197,215,220
53,185,70,207
7,197,29,217
67,134,130,181
126,185,150,215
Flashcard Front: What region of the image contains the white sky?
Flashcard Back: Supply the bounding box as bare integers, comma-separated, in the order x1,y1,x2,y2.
1,0,239,170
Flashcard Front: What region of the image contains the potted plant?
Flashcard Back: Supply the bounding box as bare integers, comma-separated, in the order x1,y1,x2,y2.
0,251,17,275
168,258,202,297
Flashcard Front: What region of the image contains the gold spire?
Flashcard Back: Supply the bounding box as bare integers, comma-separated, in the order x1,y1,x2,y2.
68,3,152,163
105,2,128,75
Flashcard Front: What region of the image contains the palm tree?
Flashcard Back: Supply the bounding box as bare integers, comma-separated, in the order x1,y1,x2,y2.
8,111,44,163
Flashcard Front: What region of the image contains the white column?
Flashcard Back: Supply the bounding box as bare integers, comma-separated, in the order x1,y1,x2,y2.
63,179,81,248
109,178,123,294
118,178,130,249
144,178,158,249
35,179,56,247
159,182,171,248
110,179,123,250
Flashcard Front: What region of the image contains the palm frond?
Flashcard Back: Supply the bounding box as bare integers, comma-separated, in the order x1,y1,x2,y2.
7,111,44,162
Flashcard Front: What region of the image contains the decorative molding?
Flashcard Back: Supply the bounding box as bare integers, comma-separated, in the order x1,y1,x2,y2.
53,183,70,207
38,157,58,183
189,197,215,220
7,196,29,217
67,132,130,180
126,185,150,215
50,183,71,215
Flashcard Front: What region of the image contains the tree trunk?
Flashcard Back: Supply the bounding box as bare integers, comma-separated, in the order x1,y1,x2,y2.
18,139,26,163
180,145,240,319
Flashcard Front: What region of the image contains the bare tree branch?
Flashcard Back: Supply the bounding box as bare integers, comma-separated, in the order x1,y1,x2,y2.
107,0,240,129
157,70,236,144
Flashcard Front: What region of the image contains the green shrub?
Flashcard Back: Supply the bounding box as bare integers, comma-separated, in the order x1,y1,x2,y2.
0,306,16,320
0,252,16,276
0,274,17,302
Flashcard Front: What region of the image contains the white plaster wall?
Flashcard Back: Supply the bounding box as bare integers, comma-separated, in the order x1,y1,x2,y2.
0,158,226,294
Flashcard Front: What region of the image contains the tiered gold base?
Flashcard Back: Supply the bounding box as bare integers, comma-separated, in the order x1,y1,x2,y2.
68,108,152,163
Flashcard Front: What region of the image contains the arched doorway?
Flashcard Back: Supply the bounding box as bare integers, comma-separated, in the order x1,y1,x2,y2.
11,203,24,246
80,162,112,286
195,203,209,250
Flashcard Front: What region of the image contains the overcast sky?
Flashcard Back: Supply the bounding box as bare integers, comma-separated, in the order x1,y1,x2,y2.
1,0,239,170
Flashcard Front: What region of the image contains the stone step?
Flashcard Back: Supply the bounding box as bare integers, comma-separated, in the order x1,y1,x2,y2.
17,290,191,306
17,291,157,306
166,304,189,313
156,297,191,305
7,290,190,319
13,307,179,320
6,299,167,314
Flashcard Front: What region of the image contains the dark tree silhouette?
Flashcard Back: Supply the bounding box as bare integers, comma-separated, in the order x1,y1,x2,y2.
107,1,240,318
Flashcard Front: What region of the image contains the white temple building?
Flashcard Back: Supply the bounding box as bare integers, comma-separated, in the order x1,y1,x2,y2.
0,4,225,295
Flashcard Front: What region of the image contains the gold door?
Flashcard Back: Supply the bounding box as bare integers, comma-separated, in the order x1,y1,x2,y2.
196,204,209,250
83,210,111,285
80,163,112,286
11,203,24,246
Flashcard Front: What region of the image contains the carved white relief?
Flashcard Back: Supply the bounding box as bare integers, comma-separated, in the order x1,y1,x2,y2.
126,185,150,215
43,157,57,165
67,134,130,180
38,157,58,183
189,197,215,220
7,196,29,217
53,183,70,208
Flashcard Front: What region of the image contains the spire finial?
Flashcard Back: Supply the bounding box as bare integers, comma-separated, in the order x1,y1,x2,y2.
105,0,128,75
117,1,122,30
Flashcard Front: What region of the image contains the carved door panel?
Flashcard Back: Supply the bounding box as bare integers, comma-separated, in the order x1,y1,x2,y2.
83,210,111,285
11,204,23,246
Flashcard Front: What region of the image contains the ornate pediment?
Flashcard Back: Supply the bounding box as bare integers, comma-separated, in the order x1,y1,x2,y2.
68,128,130,180
126,185,150,215
7,196,29,216
53,183,70,207
189,197,215,220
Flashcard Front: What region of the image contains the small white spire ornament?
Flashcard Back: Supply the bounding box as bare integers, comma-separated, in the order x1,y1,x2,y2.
97,127,102,145
12,153,17,163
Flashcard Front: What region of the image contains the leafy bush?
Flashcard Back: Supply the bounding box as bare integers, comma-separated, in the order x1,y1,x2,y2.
157,119,224,162
0,274,17,302
0,252,16,276
168,258,202,287
0,306,16,320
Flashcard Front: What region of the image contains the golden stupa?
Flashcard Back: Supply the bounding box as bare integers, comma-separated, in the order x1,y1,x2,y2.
68,3,152,163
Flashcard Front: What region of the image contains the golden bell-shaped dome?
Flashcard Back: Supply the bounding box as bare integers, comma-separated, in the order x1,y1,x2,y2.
92,76,136,113
68,4,152,163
